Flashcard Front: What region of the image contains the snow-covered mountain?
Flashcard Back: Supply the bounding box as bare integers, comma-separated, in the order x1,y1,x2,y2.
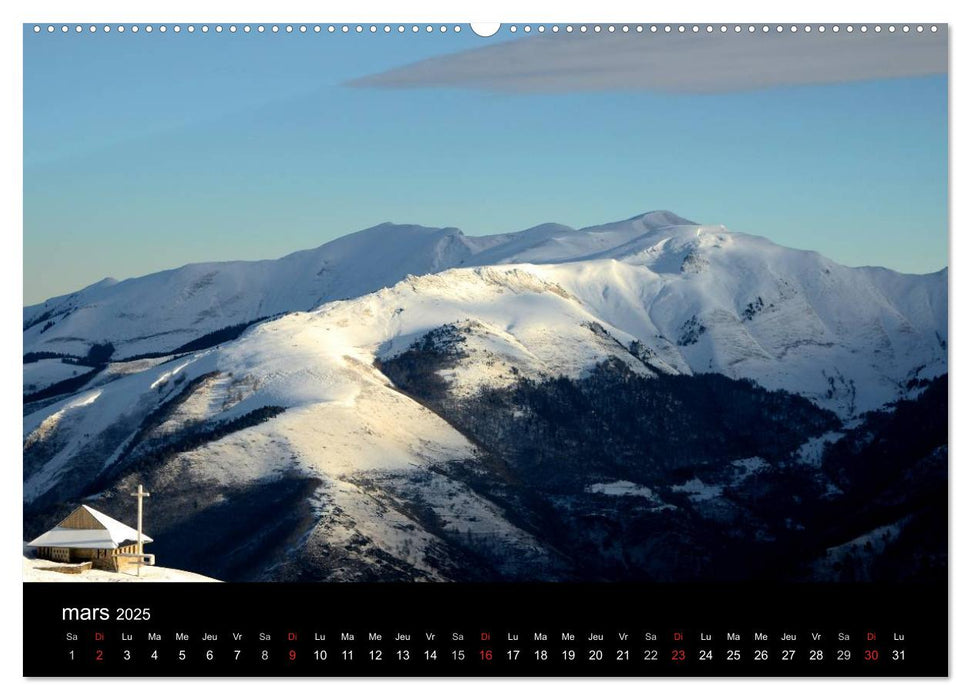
23,211,695,358
23,210,948,583
25,210,946,416
24,223,484,359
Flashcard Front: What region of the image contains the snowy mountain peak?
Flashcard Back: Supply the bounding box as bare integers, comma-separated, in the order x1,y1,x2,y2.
302,221,467,253
585,209,698,233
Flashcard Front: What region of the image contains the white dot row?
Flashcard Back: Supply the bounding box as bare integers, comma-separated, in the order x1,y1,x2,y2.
31,23,941,35
32,24,466,34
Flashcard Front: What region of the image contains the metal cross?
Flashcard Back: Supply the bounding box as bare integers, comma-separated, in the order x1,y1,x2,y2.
129,484,150,576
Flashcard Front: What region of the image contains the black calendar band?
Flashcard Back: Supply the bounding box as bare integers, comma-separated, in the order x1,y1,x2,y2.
23,581,947,677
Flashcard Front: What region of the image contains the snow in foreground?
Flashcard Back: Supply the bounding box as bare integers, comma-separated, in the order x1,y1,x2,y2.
22,552,219,583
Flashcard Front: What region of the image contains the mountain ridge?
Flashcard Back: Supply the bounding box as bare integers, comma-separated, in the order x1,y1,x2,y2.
24,210,946,351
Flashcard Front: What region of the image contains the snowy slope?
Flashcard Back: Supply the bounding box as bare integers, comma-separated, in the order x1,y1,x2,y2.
23,359,89,394
24,284,571,579
23,266,656,546
521,235,946,416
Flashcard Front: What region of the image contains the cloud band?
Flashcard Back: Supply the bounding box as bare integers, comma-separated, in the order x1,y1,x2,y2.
348,29,948,94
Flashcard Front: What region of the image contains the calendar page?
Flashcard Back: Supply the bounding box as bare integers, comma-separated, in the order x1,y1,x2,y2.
22,21,948,677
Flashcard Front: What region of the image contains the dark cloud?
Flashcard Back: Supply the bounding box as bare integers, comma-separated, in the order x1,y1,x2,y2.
348,29,947,94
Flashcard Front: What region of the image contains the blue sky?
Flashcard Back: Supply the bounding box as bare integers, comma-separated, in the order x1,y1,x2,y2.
23,26,947,304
